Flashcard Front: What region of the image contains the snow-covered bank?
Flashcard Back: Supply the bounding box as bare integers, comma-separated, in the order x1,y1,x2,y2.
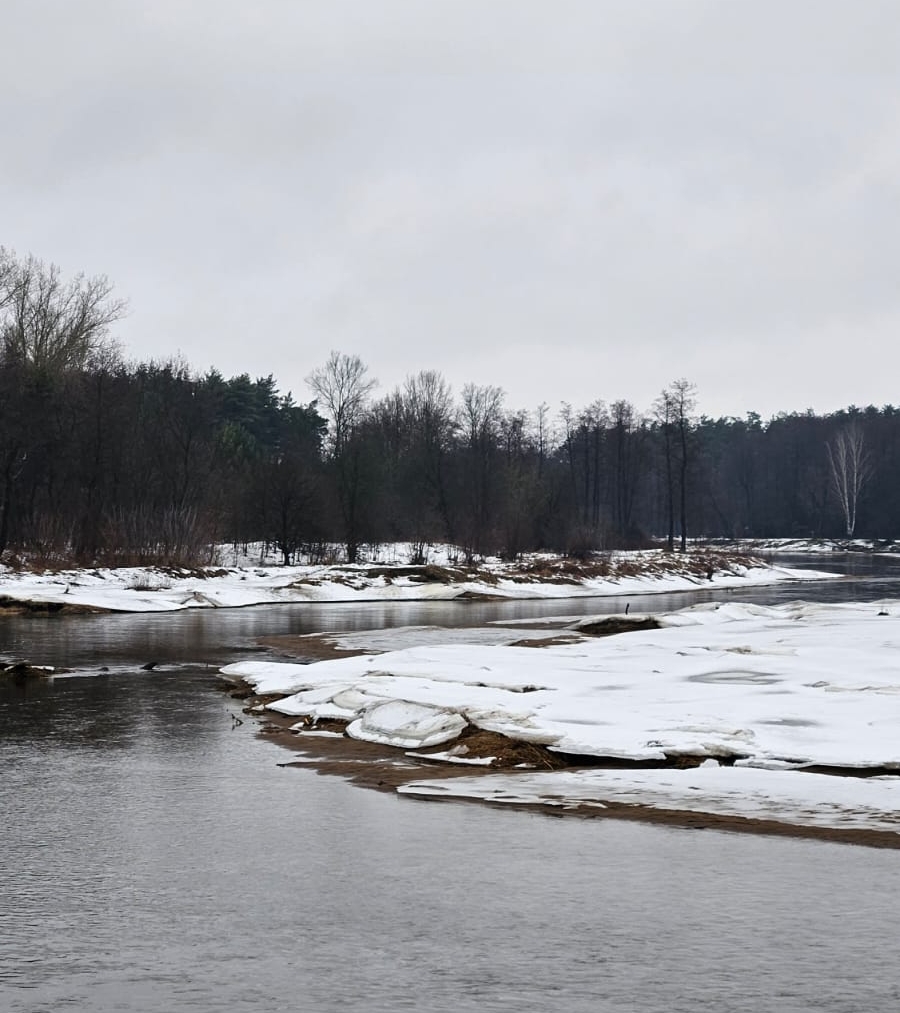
225,599,900,836
705,537,900,555
225,599,900,767
0,549,835,613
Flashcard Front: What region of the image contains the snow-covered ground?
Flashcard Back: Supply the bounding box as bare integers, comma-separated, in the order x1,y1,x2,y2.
223,599,900,835
705,536,899,554
0,548,835,613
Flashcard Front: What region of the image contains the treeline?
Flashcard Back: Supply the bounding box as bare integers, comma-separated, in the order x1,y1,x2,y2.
0,250,895,566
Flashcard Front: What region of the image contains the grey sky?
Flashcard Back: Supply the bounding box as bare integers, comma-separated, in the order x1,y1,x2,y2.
4,1,899,419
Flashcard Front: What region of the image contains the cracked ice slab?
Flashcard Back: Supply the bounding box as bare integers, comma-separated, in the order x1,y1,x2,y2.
224,600,900,765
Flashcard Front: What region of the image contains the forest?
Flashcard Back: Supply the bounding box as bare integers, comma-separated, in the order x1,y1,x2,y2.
0,249,894,568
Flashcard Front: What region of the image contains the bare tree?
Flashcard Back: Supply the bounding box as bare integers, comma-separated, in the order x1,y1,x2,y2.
403,370,456,450
460,383,504,557
401,370,457,541
535,402,551,478
654,379,696,551
610,399,644,542
305,351,377,562
306,351,376,456
653,388,677,550
461,383,504,446
0,249,18,312
671,379,697,551
826,423,872,537
0,251,125,373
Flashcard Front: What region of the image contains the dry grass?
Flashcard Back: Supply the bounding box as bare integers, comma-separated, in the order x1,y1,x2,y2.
298,548,763,591
502,549,761,586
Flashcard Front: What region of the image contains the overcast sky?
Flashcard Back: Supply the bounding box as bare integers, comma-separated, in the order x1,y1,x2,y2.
4,1,899,420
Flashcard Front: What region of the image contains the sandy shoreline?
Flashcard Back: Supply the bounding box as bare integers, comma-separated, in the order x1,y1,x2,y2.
222,594,900,849
229,684,900,850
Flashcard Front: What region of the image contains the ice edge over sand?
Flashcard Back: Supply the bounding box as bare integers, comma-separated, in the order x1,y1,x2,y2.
225,599,900,836
398,766,900,834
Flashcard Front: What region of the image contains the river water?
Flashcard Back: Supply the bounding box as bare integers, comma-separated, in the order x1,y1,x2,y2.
3,556,900,1012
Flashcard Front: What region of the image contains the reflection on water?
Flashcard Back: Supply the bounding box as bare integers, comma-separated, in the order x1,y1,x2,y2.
4,555,900,1011
0,553,895,674
3,671,900,1013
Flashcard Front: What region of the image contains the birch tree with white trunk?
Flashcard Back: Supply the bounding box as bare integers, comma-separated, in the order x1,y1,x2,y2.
826,423,872,538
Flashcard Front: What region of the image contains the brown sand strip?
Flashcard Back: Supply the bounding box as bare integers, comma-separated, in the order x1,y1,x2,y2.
239,694,900,851
256,633,367,661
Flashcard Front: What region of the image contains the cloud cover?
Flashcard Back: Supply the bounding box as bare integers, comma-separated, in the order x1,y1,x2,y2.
4,1,899,419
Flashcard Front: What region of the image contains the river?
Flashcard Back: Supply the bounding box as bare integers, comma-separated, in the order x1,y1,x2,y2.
2,555,900,1011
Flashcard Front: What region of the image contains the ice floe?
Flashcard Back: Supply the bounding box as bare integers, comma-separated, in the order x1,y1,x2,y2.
347,700,469,749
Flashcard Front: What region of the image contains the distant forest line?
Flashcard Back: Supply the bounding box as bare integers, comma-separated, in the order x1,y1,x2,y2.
0,249,893,567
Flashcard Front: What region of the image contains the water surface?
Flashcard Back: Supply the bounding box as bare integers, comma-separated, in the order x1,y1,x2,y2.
0,552,890,674
3,555,900,1011
3,670,900,1012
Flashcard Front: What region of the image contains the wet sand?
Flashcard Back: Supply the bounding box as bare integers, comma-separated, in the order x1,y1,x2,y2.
237,690,900,851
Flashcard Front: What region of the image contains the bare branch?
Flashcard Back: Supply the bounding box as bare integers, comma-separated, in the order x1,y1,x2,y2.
305,351,376,455
0,251,126,372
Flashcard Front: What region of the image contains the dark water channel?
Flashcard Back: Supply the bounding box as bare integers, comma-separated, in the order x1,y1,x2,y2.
3,555,900,1012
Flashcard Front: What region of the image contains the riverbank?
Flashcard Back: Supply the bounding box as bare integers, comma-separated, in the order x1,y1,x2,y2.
706,536,900,554
235,701,900,850
262,721,900,850
224,598,900,847
0,546,835,614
